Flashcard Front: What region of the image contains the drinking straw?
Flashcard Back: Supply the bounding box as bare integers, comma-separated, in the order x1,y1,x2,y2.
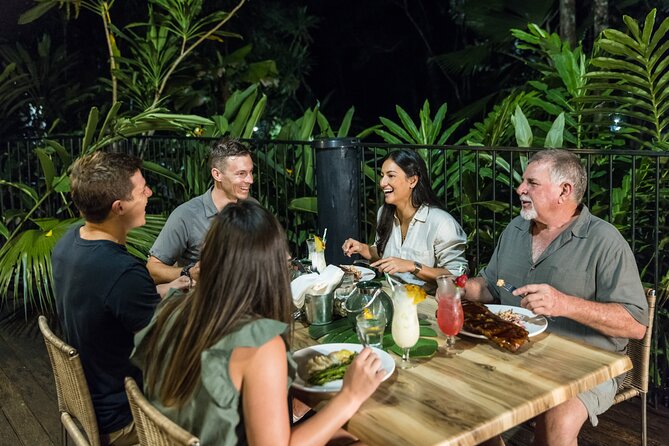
322,228,328,244
384,272,395,292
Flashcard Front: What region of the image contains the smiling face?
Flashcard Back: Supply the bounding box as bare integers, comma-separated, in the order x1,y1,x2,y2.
516,161,563,223
379,159,417,207
212,155,254,202
118,170,153,229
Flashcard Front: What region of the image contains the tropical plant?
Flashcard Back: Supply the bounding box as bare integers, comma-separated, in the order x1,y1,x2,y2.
582,9,669,151
20,0,249,109
0,34,89,137
0,104,212,315
0,63,30,137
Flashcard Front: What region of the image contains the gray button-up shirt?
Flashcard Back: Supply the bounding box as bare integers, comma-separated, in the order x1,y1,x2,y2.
481,205,648,353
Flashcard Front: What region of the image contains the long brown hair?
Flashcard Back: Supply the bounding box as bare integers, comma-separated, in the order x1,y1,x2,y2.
377,149,443,255
143,201,293,407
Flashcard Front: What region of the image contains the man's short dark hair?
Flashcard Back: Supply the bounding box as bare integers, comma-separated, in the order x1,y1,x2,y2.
209,137,252,170
70,152,143,223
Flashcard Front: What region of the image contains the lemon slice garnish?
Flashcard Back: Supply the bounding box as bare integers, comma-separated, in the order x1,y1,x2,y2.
314,235,325,252
405,284,427,304
362,307,374,320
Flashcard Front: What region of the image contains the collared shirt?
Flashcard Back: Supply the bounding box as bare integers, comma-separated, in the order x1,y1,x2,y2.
481,205,648,353
376,204,467,285
150,188,219,266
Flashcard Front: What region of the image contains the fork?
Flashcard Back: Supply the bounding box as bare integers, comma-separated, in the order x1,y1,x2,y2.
498,279,554,321
496,279,518,294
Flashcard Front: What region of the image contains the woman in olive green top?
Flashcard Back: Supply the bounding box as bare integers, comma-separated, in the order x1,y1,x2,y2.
132,201,385,445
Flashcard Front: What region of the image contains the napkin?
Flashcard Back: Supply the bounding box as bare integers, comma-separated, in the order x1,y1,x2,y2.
309,265,345,294
291,273,319,308
290,265,345,309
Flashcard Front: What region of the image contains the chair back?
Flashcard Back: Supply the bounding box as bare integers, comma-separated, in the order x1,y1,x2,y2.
124,377,200,446
616,288,656,398
38,315,100,446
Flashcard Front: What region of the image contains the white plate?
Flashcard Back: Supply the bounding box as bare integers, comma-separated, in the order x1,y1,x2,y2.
291,343,394,393
460,304,548,338
340,265,376,282
355,266,376,281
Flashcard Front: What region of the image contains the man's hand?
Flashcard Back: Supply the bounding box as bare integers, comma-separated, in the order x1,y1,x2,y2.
514,283,567,317
513,283,646,339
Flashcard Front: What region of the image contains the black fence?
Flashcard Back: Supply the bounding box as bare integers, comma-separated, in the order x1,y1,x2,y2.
1,137,668,405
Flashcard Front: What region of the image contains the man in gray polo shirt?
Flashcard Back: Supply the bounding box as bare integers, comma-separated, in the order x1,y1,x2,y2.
464,149,648,446
147,138,254,284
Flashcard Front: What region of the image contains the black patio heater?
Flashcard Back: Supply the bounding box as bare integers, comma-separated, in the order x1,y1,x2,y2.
313,137,361,266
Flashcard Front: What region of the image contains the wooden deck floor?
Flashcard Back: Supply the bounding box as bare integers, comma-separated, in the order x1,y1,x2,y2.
1,312,668,446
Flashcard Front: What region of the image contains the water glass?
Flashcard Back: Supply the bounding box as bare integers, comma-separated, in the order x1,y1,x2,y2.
355,297,386,348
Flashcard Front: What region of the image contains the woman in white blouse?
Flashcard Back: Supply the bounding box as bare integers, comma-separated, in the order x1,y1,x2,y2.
342,149,467,285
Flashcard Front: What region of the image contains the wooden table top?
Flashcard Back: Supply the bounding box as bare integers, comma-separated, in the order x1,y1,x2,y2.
291,297,632,446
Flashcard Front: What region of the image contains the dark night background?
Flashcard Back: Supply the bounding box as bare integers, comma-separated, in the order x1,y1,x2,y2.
1,0,667,136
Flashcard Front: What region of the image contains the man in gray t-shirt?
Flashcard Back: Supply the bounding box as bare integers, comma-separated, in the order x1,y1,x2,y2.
464,149,648,446
148,138,254,284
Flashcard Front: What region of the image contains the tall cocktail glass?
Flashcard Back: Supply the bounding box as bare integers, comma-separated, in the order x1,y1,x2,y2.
306,237,326,273
391,284,421,369
435,274,464,354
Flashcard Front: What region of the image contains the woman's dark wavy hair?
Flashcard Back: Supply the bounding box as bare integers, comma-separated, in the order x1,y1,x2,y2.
376,149,443,256
143,201,293,407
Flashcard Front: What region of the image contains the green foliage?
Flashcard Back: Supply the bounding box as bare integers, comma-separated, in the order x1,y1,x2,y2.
0,218,79,316
510,106,565,149
464,92,533,147
0,34,90,137
0,103,213,313
372,100,463,146
583,9,669,150
511,24,590,148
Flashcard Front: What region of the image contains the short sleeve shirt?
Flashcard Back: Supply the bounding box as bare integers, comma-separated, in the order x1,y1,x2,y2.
480,206,648,353
149,189,218,266
377,204,468,285
52,225,161,433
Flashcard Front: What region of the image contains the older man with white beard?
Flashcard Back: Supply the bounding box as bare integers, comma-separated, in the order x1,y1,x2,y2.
463,149,648,446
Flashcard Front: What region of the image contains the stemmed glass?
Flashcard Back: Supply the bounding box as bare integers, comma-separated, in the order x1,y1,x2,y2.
435,274,464,354
390,284,421,369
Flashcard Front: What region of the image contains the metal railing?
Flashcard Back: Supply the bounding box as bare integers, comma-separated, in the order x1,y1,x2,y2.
1,137,668,404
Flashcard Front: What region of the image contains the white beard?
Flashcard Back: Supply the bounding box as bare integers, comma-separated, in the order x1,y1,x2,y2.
520,206,537,221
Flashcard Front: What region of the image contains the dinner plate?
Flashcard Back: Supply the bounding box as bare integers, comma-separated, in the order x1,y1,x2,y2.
460,304,548,338
340,265,376,282
291,343,395,393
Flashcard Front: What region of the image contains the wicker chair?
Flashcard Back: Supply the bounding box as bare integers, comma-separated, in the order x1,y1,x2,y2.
124,377,200,446
612,288,656,446
38,315,100,446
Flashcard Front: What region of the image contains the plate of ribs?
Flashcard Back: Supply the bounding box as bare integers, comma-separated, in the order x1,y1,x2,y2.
461,301,547,352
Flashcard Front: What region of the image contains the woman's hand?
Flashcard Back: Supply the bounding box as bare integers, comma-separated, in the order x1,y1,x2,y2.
156,275,192,298
371,257,415,275
342,238,371,259
340,348,385,405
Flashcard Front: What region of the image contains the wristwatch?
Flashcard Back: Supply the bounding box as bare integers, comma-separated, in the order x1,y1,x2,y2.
412,261,423,276
180,264,194,278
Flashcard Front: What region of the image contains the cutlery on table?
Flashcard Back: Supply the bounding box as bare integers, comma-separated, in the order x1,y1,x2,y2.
497,278,553,321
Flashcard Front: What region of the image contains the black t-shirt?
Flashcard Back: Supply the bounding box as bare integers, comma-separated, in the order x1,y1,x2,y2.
52,226,160,434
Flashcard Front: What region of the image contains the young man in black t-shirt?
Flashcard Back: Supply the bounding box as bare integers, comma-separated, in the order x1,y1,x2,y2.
52,152,189,445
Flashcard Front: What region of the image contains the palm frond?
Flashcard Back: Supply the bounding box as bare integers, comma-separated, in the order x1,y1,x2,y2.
583,9,669,149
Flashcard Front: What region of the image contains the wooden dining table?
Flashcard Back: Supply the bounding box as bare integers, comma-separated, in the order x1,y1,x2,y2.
291,296,632,446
